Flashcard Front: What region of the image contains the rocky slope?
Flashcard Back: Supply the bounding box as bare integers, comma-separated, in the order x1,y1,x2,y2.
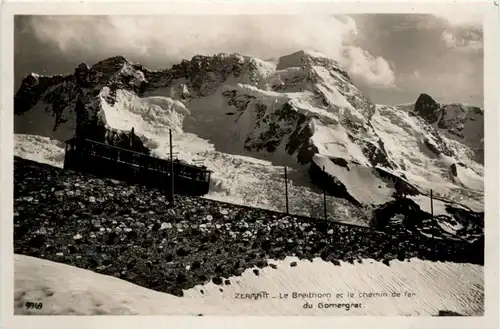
14,157,483,298
14,50,484,218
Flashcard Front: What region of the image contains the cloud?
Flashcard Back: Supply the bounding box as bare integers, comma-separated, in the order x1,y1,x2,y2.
22,15,395,88
341,46,396,88
433,12,483,28
440,30,483,53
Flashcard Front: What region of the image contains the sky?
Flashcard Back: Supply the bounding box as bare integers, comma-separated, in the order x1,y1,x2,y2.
14,14,483,107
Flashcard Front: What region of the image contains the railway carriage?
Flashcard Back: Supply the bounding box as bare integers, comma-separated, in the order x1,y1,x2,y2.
63,137,211,196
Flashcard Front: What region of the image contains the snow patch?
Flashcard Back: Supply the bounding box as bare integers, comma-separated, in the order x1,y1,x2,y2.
310,119,369,165
14,134,65,168
313,154,393,205
99,87,190,136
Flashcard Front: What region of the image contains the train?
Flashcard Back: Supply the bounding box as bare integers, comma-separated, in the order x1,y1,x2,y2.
63,137,211,196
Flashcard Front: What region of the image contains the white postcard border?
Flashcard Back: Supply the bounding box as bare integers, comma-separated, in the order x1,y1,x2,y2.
1,1,498,328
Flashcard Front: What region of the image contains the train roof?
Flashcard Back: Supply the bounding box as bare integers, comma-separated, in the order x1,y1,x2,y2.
65,137,212,173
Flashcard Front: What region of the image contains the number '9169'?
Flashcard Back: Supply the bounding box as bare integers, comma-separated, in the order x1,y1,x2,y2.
25,302,43,310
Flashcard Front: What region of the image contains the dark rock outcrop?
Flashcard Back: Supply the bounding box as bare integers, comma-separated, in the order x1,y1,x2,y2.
308,159,361,206
414,93,441,123
241,102,317,163
371,198,427,230
359,139,393,169
436,310,465,316
374,168,419,196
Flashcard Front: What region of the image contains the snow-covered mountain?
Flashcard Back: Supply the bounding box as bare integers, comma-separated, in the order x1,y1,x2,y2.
14,50,484,226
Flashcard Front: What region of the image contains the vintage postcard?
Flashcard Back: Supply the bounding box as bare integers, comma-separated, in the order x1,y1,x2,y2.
1,0,498,328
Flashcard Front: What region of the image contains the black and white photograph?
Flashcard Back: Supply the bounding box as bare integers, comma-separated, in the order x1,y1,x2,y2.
2,2,498,323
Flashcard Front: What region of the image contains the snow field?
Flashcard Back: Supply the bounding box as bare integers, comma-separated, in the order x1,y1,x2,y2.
372,105,483,204
15,254,483,316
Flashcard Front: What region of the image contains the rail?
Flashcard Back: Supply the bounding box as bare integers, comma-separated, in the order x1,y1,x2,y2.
87,151,208,182
16,156,481,250
200,196,385,234
416,188,479,213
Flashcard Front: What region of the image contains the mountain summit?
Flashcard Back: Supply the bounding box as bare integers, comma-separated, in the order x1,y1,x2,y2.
14,50,484,216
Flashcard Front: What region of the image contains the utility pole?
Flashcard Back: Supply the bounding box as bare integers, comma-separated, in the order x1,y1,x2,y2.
430,189,434,218
430,189,434,239
169,129,175,204
323,165,327,221
284,166,289,215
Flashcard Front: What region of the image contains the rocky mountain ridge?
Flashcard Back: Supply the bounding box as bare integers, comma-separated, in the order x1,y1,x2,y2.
412,93,484,164
14,51,388,164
